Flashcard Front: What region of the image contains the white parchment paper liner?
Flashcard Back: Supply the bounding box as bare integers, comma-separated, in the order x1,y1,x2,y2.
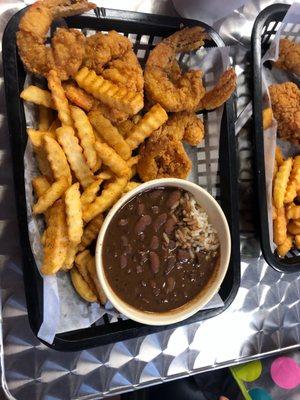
24,44,232,344
261,2,300,248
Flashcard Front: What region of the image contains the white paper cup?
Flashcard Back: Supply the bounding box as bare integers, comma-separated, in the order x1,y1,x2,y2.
95,178,231,325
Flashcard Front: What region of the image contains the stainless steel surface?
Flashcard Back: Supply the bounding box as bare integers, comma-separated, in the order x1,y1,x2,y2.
0,0,299,399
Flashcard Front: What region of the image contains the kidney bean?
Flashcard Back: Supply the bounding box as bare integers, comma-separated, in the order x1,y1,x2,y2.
165,256,176,275
135,214,152,234
166,276,175,293
166,190,181,208
152,205,159,214
168,240,176,251
153,213,167,232
150,251,159,273
150,280,157,289
150,235,159,250
150,189,163,200
164,218,177,234
121,235,128,246
137,203,145,216
120,254,127,269
177,249,190,261
118,218,128,226
125,243,132,255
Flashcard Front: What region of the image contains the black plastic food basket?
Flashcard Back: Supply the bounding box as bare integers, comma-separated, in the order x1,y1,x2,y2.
3,7,240,351
251,4,300,273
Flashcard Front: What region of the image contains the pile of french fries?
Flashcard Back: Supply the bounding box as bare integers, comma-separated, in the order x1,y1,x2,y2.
21,67,168,304
273,147,300,257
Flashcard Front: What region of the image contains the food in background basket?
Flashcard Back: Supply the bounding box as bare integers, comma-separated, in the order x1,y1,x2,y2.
269,82,300,143
272,147,300,257
273,38,300,76
102,187,220,312
17,0,235,305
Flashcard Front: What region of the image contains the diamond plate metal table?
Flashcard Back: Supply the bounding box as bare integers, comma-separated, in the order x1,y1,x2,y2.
0,0,299,399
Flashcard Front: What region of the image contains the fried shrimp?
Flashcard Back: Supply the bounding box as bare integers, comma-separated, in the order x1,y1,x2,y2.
163,111,204,146
137,129,192,181
16,0,95,79
144,26,207,112
197,67,236,111
83,31,132,74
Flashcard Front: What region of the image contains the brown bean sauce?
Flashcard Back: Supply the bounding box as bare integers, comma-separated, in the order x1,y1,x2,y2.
103,187,220,313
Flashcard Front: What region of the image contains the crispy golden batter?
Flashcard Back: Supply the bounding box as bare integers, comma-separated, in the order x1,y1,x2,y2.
83,31,131,74
137,131,191,181
16,0,95,79
163,111,204,146
144,27,206,112
51,28,86,81
197,68,236,111
269,82,300,142
274,39,300,76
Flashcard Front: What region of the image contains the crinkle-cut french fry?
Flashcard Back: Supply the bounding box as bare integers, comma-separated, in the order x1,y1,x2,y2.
132,114,142,125
47,70,73,127
64,242,78,270
83,177,128,223
97,170,113,180
116,119,135,138
33,177,69,214
65,183,83,244
272,204,277,220
273,157,292,209
124,181,141,193
87,256,107,305
41,200,69,275
63,82,95,111
70,267,97,302
70,106,97,170
92,157,102,173
27,128,55,147
39,105,53,131
75,250,97,294
295,235,300,248
88,110,131,160
262,107,273,130
126,104,168,150
81,178,103,206
56,126,94,189
273,159,278,182
284,156,300,203
44,135,72,185
127,155,140,168
48,118,60,135
20,85,55,109
32,175,51,222
273,207,287,246
32,176,50,198
292,219,300,227
28,130,55,181
75,67,143,115
287,222,300,235
275,147,285,166
94,141,130,178
276,234,293,257
78,214,103,252
286,204,300,220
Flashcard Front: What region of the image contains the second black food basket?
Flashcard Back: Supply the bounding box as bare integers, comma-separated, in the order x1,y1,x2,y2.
251,3,300,273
